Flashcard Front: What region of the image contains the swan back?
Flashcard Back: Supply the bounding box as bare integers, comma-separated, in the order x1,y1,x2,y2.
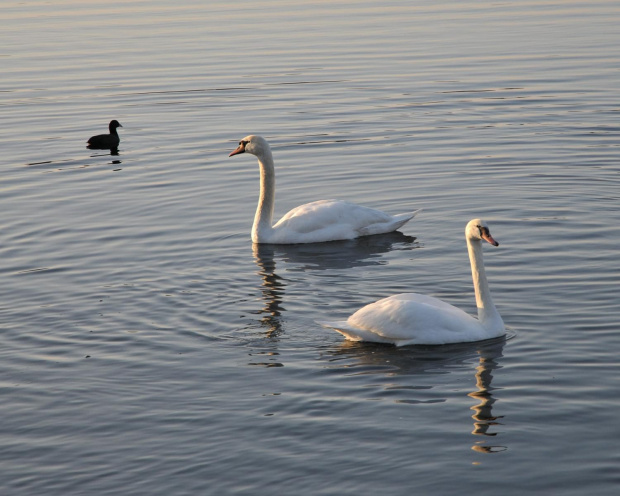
346,293,485,343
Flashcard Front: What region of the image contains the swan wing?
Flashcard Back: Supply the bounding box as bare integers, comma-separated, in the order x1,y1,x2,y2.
271,200,419,243
321,293,488,346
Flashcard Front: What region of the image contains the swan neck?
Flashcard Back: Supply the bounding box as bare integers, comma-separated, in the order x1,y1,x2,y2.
467,238,504,330
253,151,275,242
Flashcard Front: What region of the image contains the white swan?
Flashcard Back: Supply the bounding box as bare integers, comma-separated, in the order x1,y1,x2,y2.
229,135,421,244
319,219,506,346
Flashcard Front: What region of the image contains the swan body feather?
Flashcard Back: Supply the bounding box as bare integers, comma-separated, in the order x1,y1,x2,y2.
269,199,417,244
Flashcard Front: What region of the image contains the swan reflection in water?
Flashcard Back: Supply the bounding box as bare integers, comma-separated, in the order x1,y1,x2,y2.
328,336,507,454
251,243,287,338
468,342,506,453
251,232,418,337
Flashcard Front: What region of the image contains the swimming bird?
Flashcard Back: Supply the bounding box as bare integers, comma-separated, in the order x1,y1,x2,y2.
229,135,420,244
319,219,506,345
87,120,122,149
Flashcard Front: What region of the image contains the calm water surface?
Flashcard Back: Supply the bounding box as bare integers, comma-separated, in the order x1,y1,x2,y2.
1,1,620,495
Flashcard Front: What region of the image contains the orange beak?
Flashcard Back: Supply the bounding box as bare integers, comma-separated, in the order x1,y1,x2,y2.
481,232,499,246
229,142,246,157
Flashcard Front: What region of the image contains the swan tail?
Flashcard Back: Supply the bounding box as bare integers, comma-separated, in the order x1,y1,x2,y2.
358,208,423,236
317,320,365,341
317,320,400,345
393,208,423,225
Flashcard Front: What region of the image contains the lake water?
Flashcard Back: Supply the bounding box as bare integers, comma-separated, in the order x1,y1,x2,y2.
1,1,620,494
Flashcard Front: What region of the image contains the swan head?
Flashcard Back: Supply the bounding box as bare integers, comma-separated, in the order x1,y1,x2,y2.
229,135,271,158
466,219,499,246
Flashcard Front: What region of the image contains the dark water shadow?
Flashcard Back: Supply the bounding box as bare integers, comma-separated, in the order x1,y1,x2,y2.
87,147,122,170
325,337,508,454
27,155,122,172
255,231,418,272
